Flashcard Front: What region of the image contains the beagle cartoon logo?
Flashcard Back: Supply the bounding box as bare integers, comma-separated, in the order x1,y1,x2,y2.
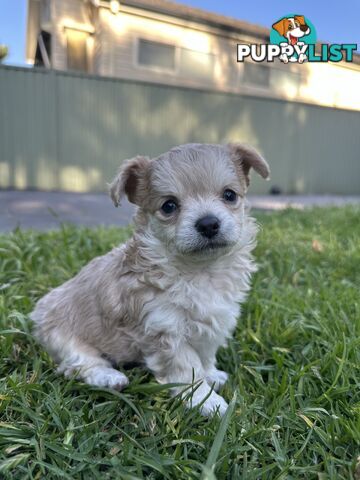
271,15,313,63
237,14,357,63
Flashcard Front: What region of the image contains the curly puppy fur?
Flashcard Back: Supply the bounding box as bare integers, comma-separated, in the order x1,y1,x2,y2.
31,143,270,416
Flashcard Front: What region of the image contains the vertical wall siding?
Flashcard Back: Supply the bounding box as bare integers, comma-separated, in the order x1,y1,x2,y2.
0,65,359,194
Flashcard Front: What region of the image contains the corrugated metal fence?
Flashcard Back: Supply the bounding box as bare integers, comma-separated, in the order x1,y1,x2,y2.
0,65,359,194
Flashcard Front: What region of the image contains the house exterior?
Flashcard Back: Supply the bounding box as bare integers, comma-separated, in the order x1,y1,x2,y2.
26,0,360,111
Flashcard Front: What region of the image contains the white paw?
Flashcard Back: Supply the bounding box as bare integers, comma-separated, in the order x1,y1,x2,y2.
83,366,129,391
189,390,228,417
206,368,228,391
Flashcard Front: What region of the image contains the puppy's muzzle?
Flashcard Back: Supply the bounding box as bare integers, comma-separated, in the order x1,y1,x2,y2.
195,215,220,239
300,24,309,32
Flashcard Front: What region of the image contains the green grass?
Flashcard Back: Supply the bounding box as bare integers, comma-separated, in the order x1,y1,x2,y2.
0,207,359,479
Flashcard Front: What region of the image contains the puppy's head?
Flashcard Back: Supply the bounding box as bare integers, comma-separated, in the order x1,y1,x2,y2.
109,143,270,257
272,16,310,44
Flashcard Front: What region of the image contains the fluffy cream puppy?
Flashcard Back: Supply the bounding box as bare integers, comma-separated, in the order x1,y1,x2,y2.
31,143,270,416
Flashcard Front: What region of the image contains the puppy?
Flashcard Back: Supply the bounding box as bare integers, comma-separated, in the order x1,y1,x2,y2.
31,143,270,416
272,15,311,63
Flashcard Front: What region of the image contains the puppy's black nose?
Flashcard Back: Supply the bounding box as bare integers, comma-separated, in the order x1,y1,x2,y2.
195,215,220,239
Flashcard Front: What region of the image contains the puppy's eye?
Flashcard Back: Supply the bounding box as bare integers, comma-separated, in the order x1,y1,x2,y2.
223,189,237,203
288,24,293,30
161,199,178,215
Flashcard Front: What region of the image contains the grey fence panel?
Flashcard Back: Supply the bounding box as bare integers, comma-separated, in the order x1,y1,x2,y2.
0,65,359,194
0,67,58,190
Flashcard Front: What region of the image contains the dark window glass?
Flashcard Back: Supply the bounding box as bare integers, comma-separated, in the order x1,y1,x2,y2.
138,39,175,70
243,62,270,88
35,30,51,67
67,30,88,72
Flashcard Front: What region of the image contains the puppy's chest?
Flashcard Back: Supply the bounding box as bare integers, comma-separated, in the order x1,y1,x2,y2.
164,272,243,332
141,255,254,340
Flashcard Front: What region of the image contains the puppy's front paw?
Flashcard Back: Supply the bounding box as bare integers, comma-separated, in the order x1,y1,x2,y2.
206,368,228,391
189,390,228,417
200,392,228,417
84,367,129,391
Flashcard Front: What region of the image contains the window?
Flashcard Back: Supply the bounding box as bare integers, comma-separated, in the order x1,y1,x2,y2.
243,62,270,88
66,30,89,72
137,39,175,70
179,48,215,81
35,30,51,67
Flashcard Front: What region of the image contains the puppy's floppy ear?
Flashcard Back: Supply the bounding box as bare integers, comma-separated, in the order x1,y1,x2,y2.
294,15,306,25
272,18,287,37
228,143,270,187
109,155,151,207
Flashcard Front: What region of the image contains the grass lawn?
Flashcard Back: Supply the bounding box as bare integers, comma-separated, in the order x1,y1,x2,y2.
0,207,359,479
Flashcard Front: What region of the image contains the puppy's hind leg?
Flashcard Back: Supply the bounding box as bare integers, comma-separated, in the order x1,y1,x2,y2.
50,335,129,391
